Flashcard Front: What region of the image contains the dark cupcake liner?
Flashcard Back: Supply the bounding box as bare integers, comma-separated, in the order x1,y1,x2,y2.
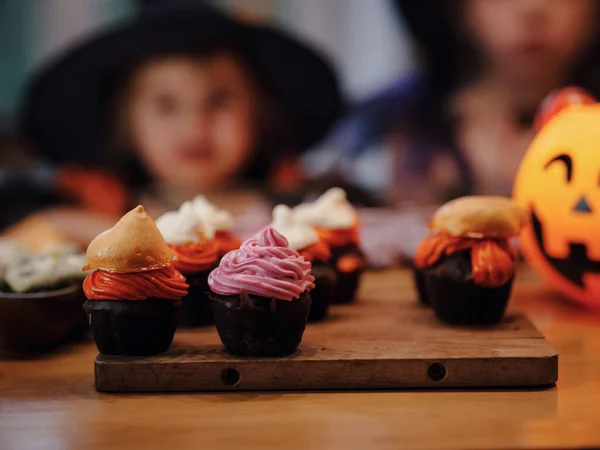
330,243,364,304
423,250,514,325
332,268,363,304
178,268,213,327
0,284,88,355
425,271,513,326
84,298,180,356
210,291,311,357
411,265,430,306
330,243,362,262
308,263,337,322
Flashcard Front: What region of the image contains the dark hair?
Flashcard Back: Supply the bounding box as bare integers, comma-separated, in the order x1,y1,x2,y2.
102,42,295,190
387,0,600,199
406,0,600,100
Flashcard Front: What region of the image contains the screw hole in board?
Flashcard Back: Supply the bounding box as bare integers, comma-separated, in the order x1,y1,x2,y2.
427,362,447,382
221,367,241,386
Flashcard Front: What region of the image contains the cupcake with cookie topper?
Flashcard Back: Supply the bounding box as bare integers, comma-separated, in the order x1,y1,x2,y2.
293,188,365,303
83,206,188,356
414,196,526,325
191,196,241,259
208,227,314,356
270,205,336,322
156,202,219,326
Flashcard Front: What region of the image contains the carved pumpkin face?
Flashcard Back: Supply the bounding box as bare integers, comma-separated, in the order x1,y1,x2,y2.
513,88,600,308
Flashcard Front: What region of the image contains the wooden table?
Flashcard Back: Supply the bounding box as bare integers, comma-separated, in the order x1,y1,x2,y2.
1,267,600,450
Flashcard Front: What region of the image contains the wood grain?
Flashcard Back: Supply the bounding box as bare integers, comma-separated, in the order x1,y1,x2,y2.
95,282,557,392
2,267,600,450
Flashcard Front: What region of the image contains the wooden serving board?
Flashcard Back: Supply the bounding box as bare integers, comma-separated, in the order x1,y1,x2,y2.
94,271,558,392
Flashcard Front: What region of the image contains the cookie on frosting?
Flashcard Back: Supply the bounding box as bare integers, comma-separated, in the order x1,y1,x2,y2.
85,205,173,273
429,196,527,238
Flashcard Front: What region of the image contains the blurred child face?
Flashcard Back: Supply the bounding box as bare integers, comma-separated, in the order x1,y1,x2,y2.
464,0,597,83
127,54,260,191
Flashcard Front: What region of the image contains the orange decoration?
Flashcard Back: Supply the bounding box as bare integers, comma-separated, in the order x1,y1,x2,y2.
214,230,242,257
83,266,188,301
58,164,129,215
534,87,596,131
316,222,360,248
414,234,478,269
337,254,364,274
514,87,600,309
298,240,331,263
470,240,515,287
168,239,218,275
414,234,517,287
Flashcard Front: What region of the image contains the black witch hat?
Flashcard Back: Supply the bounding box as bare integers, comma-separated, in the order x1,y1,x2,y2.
19,0,344,165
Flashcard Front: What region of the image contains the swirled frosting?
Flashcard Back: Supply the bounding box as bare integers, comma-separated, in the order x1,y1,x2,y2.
83,266,188,300
270,204,319,250
191,195,234,232
293,188,357,229
298,240,331,263
317,225,360,248
208,227,315,301
168,239,218,274
156,201,214,245
214,230,242,256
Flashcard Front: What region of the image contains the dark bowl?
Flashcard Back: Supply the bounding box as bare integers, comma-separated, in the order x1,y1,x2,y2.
0,284,88,355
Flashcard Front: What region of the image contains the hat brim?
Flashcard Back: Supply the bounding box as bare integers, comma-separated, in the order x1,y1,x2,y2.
20,4,343,164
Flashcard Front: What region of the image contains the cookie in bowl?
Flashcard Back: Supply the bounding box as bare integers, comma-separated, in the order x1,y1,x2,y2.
0,244,90,354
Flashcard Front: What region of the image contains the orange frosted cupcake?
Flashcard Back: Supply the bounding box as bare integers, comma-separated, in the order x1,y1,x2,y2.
270,205,337,321
414,196,526,325
191,195,241,258
293,188,365,303
156,202,218,326
83,206,188,356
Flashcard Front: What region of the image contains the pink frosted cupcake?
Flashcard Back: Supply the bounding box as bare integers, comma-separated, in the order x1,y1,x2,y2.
208,227,314,356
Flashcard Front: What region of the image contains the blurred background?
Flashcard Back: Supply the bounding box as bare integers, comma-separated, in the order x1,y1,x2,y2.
0,0,413,131
0,0,419,256
2,0,600,266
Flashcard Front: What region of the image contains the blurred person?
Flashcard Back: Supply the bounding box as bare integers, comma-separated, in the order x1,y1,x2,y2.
304,0,600,207
2,0,342,247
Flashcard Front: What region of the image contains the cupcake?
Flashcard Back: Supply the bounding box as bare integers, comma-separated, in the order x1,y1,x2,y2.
411,262,430,307
293,188,365,303
191,195,241,258
0,245,90,354
83,206,188,356
414,196,527,325
208,227,315,356
270,205,337,322
156,202,219,326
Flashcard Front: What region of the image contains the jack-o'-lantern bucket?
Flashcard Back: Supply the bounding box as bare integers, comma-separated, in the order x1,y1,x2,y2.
513,87,600,309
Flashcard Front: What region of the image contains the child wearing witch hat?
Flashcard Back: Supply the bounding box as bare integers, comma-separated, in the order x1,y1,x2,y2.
4,0,343,245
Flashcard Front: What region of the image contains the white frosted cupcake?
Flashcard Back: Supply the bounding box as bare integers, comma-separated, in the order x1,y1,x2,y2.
293,188,365,303
156,202,219,326
271,205,337,321
191,196,241,258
